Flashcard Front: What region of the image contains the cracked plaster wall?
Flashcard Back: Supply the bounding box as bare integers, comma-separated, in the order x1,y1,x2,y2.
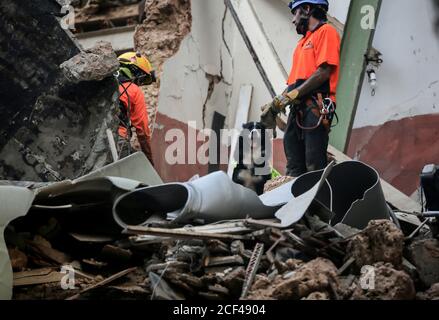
158,0,233,130
157,0,301,132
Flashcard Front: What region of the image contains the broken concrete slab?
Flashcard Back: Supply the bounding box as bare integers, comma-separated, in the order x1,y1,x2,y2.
60,41,119,83
347,220,405,269
408,239,439,287
351,263,416,300
0,0,118,183
417,283,439,300
247,258,339,300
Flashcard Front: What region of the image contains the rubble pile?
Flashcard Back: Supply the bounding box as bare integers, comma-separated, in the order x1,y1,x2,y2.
0,1,118,182
4,173,439,301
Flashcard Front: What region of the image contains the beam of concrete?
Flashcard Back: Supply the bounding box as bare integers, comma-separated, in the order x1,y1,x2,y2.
227,0,288,97
329,0,382,152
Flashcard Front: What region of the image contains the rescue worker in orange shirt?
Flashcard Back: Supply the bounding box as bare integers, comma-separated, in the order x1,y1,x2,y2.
261,0,340,177
117,52,156,165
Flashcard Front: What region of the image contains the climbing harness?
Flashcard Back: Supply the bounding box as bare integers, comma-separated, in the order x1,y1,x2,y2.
295,93,338,132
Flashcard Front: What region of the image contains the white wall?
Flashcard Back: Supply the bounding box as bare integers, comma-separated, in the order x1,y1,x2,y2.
328,0,351,24
354,0,439,129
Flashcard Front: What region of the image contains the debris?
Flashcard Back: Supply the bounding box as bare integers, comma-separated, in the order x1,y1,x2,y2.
351,263,416,300
26,237,71,266
221,267,246,297
347,220,404,269
247,258,339,300
8,248,28,271
0,0,118,184
241,243,264,299
82,258,108,270
408,239,439,287
206,256,244,267
101,245,132,262
302,292,330,300
149,272,185,300
263,176,295,193
66,267,137,300
126,226,250,241
337,257,356,276
417,283,439,300
60,41,119,83
13,268,65,287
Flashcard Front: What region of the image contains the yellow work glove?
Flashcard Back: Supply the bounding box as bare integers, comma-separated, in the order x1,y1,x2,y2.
260,103,277,130
272,89,300,112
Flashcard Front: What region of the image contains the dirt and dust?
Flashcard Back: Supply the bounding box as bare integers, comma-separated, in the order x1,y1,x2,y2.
263,176,295,193
408,239,439,287
347,220,405,269
247,258,339,300
350,263,416,300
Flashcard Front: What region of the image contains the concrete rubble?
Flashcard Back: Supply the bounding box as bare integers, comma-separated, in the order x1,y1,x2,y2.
347,220,405,269
0,0,118,182
1,0,439,303
60,41,120,83
350,263,416,300
1,156,437,300
408,239,439,287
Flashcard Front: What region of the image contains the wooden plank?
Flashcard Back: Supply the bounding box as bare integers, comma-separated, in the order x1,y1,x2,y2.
125,226,250,241
227,85,253,177
13,268,63,287
66,267,137,300
75,4,139,25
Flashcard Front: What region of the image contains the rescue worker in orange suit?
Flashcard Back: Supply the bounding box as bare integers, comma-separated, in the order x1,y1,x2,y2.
261,0,340,177
117,52,156,165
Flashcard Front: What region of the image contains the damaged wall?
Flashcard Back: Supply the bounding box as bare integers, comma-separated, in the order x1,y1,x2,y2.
134,0,192,133
0,0,118,182
348,0,439,196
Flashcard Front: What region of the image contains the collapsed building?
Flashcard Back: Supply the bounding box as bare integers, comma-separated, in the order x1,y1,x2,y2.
0,0,439,301
0,0,118,182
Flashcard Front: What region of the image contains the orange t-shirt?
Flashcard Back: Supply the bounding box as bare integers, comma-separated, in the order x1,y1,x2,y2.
287,23,340,102
118,82,151,138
